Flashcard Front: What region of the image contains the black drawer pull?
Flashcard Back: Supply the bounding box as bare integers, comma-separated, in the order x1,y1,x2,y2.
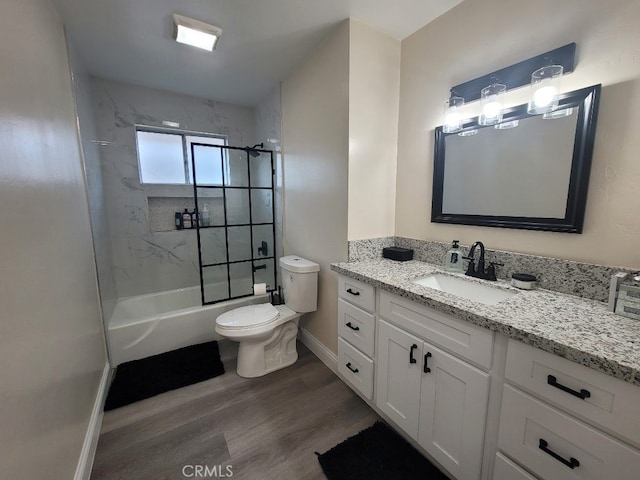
538,439,580,469
346,362,359,374
409,344,418,364
345,322,360,331
346,288,360,296
547,375,591,400
424,352,432,373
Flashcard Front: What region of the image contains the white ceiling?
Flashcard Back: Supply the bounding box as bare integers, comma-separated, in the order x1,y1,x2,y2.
52,0,462,106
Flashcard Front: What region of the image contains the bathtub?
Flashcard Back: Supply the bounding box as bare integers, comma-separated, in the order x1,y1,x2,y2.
108,285,269,366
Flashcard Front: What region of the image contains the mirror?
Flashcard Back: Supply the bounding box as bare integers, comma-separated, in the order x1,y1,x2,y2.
431,84,601,233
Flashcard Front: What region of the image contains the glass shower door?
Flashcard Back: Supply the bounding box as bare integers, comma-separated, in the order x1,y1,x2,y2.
191,144,277,305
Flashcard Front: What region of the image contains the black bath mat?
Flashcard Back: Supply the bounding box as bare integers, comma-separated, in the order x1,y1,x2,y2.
104,341,224,411
317,421,448,480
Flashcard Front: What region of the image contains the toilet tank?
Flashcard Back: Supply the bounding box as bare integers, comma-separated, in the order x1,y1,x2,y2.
279,256,320,313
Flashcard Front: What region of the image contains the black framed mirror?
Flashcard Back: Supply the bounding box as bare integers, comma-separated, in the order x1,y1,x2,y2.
431,84,601,233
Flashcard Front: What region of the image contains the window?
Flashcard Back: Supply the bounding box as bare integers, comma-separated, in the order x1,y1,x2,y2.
136,128,226,184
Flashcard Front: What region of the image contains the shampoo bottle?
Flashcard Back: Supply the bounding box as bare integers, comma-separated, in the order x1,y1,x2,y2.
445,240,464,272
182,209,192,229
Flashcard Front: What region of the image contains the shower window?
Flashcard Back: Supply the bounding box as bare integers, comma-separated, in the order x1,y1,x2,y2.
135,127,227,185
192,144,277,305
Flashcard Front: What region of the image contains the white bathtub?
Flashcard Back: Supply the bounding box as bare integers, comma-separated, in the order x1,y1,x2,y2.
108,285,269,366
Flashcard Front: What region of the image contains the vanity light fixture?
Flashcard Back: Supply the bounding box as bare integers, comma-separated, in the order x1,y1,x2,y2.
441,44,576,133
479,83,506,126
173,13,222,51
527,65,563,115
442,96,465,133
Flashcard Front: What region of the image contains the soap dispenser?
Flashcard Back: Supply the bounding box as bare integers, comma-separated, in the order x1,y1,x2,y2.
445,240,464,272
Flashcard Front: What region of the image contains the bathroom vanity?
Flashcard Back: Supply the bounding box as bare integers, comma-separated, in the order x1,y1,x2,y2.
331,259,640,480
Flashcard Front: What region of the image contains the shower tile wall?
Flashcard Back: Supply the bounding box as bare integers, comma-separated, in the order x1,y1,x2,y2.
91,78,255,299
254,85,284,264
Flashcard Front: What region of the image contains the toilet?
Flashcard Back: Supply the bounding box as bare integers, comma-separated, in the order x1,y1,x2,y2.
215,255,319,378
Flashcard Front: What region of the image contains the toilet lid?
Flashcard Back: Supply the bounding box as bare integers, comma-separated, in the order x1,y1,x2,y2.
216,303,279,328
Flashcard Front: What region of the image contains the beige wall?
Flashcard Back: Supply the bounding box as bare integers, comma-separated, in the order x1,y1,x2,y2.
348,20,401,240
0,0,107,478
281,21,350,352
396,0,640,269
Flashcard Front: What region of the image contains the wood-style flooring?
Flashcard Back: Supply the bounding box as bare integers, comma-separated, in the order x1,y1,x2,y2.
90,340,380,480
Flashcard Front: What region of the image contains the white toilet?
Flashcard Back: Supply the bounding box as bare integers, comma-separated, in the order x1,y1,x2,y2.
215,255,319,378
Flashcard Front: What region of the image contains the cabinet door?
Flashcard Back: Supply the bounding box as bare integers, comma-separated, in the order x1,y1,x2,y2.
418,341,490,480
376,319,423,439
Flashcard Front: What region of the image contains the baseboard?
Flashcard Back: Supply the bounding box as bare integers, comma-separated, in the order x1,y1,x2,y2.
74,362,112,480
298,327,337,372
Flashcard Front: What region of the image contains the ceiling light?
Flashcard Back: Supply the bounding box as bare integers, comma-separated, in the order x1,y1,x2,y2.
173,13,222,51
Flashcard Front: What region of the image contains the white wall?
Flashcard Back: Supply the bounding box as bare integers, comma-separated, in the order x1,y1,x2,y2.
0,0,107,478
348,20,400,241
282,21,350,352
396,0,640,269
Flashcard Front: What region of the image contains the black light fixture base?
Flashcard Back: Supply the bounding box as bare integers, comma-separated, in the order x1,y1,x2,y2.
450,43,576,102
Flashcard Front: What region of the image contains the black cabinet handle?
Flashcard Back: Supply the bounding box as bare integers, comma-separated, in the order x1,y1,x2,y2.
345,322,360,331
424,352,432,373
538,439,580,469
346,362,359,374
409,344,418,364
346,288,360,296
547,375,591,400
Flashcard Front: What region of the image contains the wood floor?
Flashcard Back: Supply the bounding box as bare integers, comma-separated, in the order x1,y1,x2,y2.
90,340,380,480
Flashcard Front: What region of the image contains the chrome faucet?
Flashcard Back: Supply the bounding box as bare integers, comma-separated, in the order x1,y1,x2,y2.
463,241,502,281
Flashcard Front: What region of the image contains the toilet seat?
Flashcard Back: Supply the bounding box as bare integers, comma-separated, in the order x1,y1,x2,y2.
216,303,280,330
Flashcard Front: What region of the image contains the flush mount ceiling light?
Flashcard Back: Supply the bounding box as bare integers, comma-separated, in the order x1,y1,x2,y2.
173,13,222,51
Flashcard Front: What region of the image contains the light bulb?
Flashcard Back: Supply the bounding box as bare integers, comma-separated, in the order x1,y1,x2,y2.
483,101,501,119
533,86,557,108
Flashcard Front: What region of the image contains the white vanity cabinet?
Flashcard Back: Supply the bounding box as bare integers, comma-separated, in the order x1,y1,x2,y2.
495,339,640,480
334,271,640,480
336,276,376,400
376,291,492,480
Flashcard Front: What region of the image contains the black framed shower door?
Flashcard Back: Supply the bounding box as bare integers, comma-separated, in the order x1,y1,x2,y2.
190,143,277,305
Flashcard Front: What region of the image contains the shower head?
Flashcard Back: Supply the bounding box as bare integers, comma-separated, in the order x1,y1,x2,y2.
247,143,264,157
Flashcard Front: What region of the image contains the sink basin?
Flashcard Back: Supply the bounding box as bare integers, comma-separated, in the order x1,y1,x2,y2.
412,273,517,305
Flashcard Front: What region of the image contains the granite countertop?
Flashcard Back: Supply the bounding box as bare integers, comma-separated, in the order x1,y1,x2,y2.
331,259,640,387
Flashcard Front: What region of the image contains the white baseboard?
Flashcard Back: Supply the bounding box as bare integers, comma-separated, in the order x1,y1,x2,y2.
74,362,112,480
298,327,337,372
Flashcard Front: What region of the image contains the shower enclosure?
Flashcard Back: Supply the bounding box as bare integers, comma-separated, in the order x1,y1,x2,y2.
191,143,277,305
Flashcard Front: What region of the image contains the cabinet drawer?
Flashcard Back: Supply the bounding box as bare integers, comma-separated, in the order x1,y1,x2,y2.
379,290,493,369
505,339,640,447
498,385,640,480
338,338,374,400
338,275,375,312
337,298,375,357
494,453,538,480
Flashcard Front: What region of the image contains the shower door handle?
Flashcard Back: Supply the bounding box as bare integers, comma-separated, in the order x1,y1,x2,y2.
253,264,267,272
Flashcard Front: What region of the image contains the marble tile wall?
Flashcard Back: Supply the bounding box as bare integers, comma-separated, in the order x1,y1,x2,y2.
348,237,637,303
91,78,256,299
254,85,284,266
